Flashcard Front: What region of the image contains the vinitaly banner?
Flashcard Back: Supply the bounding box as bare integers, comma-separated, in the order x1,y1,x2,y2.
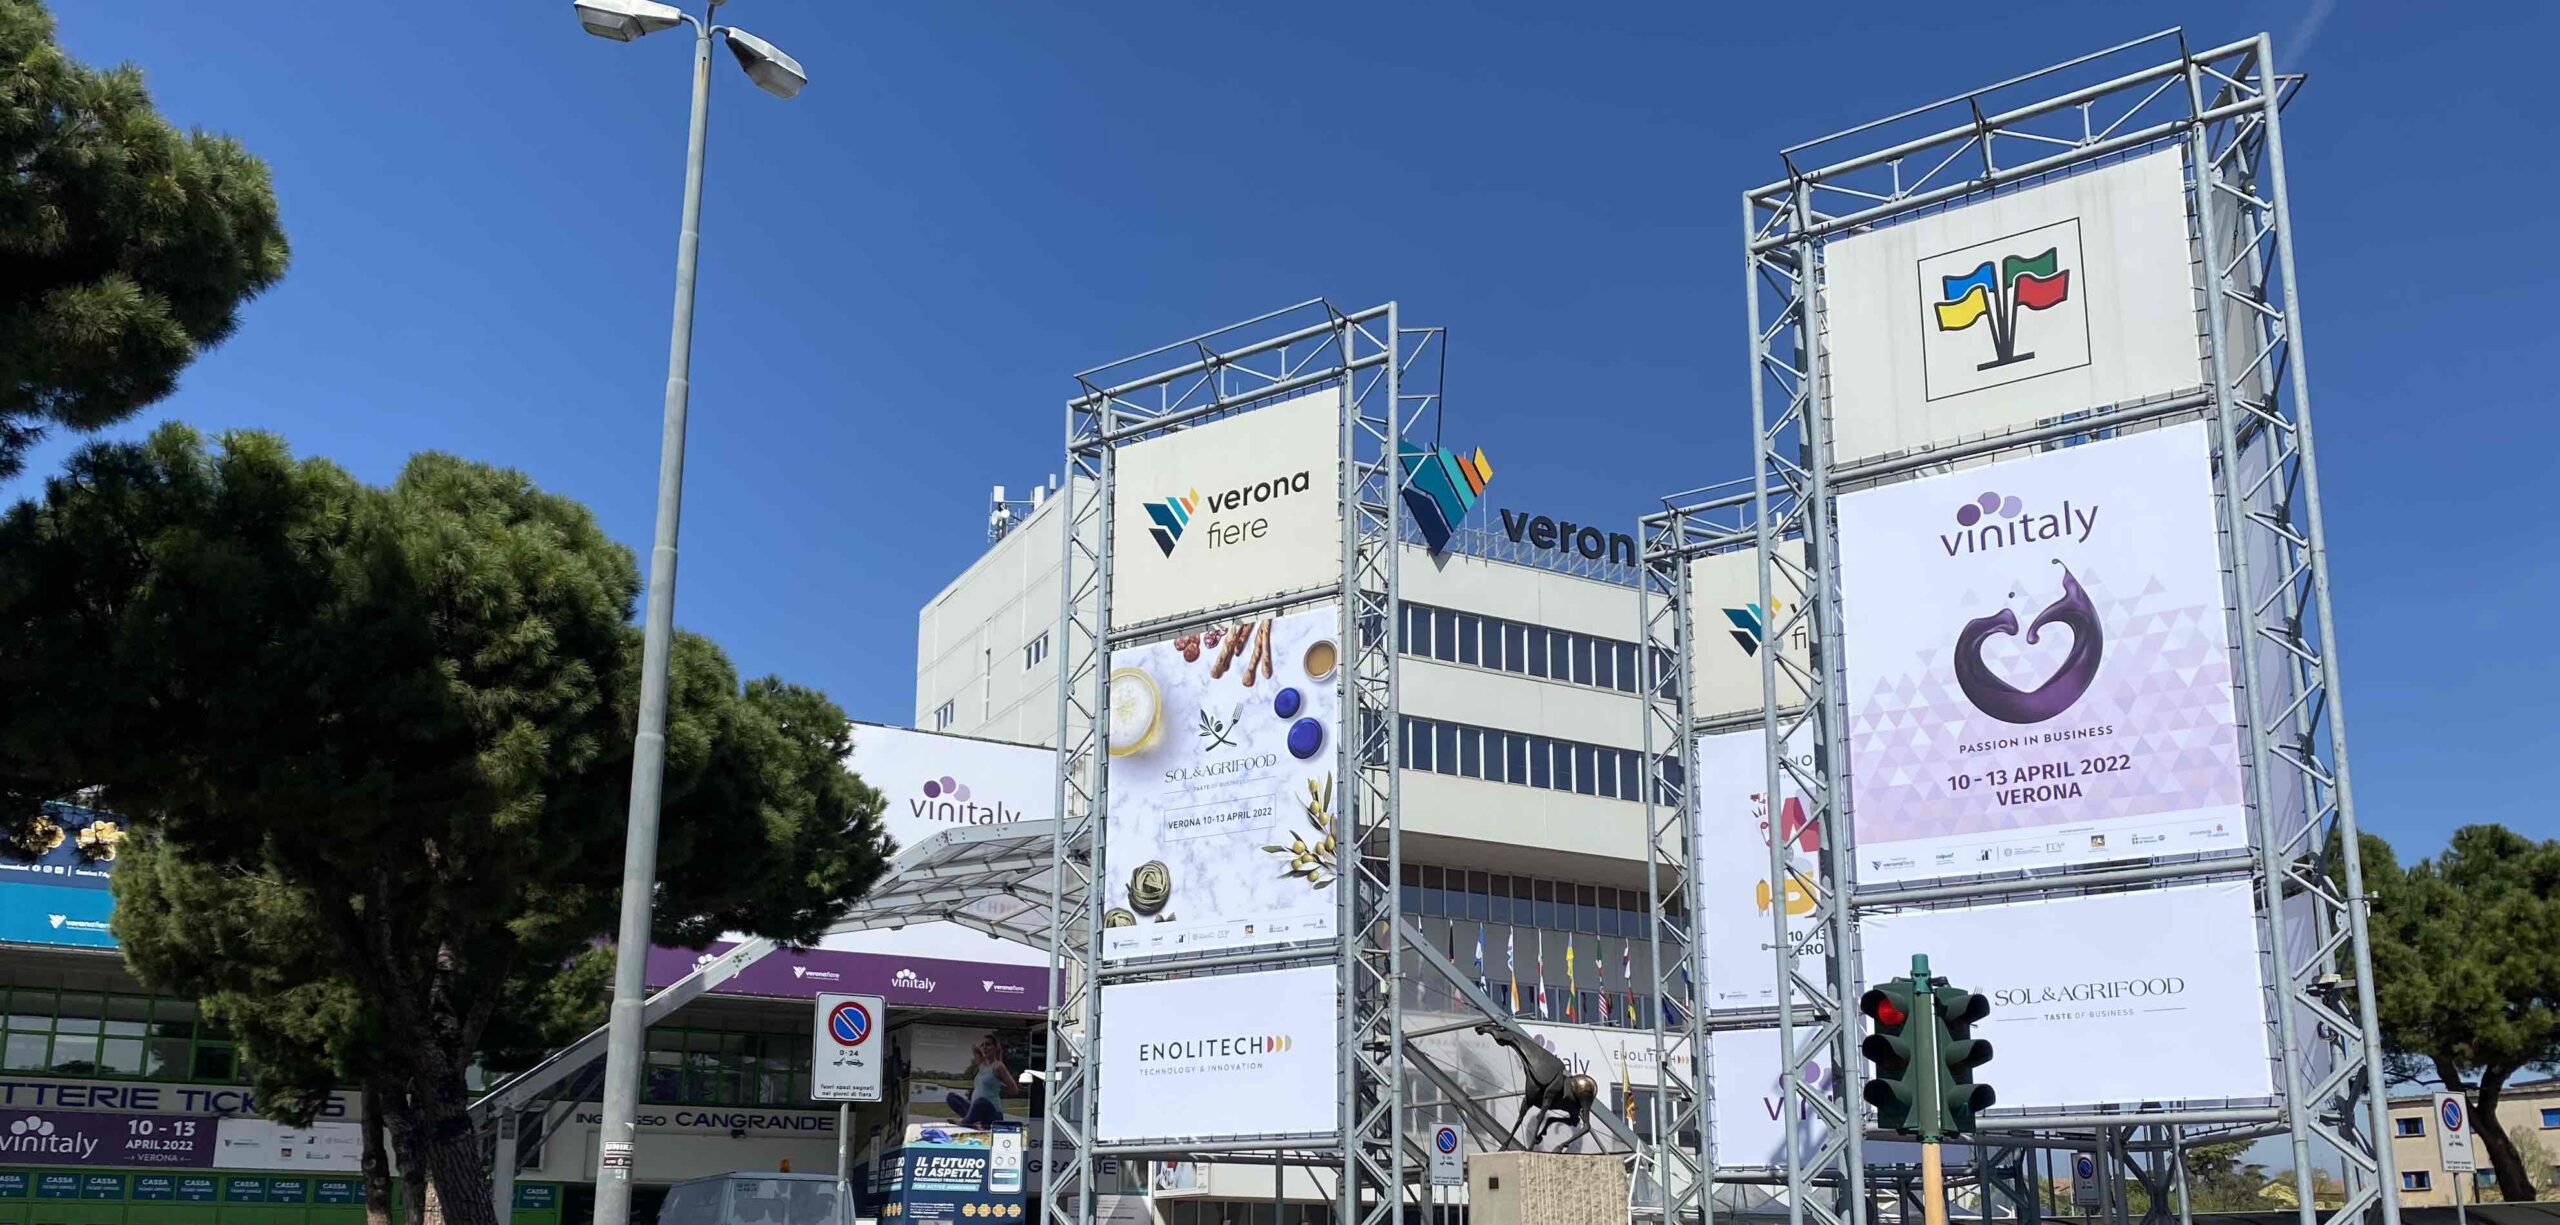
1100,602,1342,963
1835,424,2245,884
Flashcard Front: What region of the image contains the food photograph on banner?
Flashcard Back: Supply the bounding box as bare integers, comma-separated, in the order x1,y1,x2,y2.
1107,387,1344,629
1822,150,2203,464
1835,423,2246,885
1094,965,1338,1144
1859,882,2275,1109
1101,601,1342,962
1693,725,1824,1010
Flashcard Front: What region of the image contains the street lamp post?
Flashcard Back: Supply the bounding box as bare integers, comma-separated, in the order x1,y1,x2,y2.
568,6,806,1225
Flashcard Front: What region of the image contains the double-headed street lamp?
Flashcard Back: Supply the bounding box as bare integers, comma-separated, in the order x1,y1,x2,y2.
571,6,804,1225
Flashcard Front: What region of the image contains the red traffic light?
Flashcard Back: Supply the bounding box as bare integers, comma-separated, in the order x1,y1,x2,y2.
1872,996,1905,1026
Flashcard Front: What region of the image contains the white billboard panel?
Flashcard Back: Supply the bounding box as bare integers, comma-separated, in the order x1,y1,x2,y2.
848,723,1054,854
1708,1026,1837,1168
1687,540,1808,721
1860,883,2274,1108
1836,423,2245,884
1694,726,1824,1009
1095,965,1338,1143
1825,151,2200,463
1101,603,1341,962
1110,389,1343,627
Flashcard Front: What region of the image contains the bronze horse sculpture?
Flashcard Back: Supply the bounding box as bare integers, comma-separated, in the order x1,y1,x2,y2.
1475,1021,1599,1151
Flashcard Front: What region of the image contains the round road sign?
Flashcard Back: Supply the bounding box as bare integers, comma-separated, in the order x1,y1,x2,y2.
2075,1154,2096,1179
1434,1126,1459,1154
2441,1097,2465,1133
827,1000,874,1047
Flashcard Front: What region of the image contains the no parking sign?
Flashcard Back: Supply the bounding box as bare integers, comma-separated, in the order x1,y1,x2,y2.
812,993,885,1102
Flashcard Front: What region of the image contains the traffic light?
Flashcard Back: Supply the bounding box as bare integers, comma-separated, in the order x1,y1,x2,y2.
1860,955,1997,1140
1929,981,1996,1135
1859,974,1922,1134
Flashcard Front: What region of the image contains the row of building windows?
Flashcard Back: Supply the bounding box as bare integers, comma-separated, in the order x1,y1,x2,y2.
2,989,247,1085
1400,601,1650,696
1400,714,1674,804
640,1026,813,1107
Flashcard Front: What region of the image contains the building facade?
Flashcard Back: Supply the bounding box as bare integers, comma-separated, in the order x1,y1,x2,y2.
2386,1082,2560,1207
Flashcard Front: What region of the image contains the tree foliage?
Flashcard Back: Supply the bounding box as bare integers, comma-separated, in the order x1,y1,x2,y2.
0,427,892,1225
2365,824,2560,1201
0,0,290,479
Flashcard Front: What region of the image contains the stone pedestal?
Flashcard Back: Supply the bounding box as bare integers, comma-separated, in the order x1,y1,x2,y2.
1466,1150,1627,1225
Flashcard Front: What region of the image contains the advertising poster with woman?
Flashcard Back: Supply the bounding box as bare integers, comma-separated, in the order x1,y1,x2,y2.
895,1025,1034,1132
1100,602,1342,962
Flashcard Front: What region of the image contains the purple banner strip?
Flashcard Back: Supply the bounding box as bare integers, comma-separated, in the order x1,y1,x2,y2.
645,943,1046,1014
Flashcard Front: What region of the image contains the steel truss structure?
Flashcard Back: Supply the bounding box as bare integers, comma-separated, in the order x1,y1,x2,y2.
1643,29,2394,1225
1043,300,1414,1225
1042,301,1650,1225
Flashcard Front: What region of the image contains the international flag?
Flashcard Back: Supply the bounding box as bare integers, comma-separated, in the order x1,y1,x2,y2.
1620,943,1636,1029
1564,934,1578,1021
1535,947,1550,1020
1596,955,1612,1025
1474,926,1487,998
1506,929,1519,1015
1620,1041,1637,1127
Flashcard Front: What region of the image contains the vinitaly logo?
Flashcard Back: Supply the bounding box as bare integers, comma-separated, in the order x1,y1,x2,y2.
1945,489,2105,725
1397,440,1493,554
911,775,1022,827
1933,245,2072,371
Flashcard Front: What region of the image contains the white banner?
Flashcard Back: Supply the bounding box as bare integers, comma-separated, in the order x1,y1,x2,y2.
1687,541,1809,722
1860,882,2274,1108
1102,602,1341,962
848,724,1053,853
1825,151,2200,463
1694,727,1823,1009
1708,1027,1837,1169
211,1118,364,1171
1111,389,1342,627
1096,966,1338,1143
1836,424,2246,884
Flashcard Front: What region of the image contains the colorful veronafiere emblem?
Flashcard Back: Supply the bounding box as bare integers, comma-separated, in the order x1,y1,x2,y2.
1932,246,2071,371
1145,489,1199,556
1399,441,1492,553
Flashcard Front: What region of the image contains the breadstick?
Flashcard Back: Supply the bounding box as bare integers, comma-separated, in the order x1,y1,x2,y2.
1241,624,1262,687
1261,619,1275,679
1211,620,1246,678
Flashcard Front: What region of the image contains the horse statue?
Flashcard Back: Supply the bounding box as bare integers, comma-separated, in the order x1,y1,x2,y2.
1475,1021,1598,1152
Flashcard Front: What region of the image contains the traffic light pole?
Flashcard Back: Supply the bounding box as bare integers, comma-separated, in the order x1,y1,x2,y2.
1913,954,1948,1225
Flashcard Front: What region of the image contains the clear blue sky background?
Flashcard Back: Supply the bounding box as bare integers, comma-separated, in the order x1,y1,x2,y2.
22,2,2555,864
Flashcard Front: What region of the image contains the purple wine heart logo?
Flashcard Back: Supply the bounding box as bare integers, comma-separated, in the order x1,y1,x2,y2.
1954,559,2103,724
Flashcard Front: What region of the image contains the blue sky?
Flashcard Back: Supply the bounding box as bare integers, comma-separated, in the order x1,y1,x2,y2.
24,2,2555,864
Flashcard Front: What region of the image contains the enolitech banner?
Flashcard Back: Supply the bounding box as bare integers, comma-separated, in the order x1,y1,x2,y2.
846,723,1054,852
1836,424,2245,884
1860,882,2275,1107
1095,965,1338,1143
1101,602,1341,963
1110,388,1343,627
1687,540,1809,723
1709,1027,1837,1168
1694,726,1823,1010
1824,151,2200,463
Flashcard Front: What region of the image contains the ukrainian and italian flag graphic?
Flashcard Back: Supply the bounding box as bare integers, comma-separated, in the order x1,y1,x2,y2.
1933,246,2070,369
